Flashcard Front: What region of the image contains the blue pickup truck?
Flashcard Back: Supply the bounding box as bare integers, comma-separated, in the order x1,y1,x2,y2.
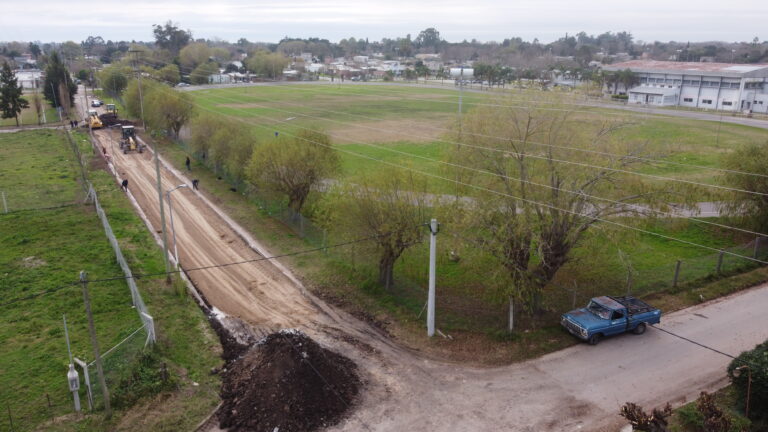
560,296,661,345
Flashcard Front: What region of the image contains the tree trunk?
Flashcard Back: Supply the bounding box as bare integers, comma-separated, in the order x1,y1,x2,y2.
378,254,396,290
508,296,515,332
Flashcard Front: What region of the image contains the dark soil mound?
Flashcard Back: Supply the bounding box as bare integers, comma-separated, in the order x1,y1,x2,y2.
98,114,134,127
219,330,361,432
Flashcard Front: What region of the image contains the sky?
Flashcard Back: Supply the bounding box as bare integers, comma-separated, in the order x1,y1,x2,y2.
1,0,766,44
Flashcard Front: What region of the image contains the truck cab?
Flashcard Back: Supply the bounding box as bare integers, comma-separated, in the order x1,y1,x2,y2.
561,296,661,345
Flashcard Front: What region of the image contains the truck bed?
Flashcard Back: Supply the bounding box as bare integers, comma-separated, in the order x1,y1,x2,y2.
609,296,656,315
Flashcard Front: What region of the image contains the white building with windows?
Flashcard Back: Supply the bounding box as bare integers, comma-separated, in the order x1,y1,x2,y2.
603,60,768,113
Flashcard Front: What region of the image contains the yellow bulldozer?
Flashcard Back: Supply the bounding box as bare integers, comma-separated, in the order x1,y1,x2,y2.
119,125,144,154
87,109,103,129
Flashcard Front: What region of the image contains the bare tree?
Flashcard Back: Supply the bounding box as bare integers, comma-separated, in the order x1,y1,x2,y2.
324,169,428,290
449,96,657,330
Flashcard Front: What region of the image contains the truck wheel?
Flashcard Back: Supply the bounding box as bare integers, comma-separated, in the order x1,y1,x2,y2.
588,333,601,345
633,323,646,335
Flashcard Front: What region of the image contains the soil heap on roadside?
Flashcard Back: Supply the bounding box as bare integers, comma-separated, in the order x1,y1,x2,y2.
218,329,361,432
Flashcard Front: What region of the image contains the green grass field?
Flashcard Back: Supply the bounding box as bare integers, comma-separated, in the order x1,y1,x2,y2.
189,84,767,196
0,130,220,431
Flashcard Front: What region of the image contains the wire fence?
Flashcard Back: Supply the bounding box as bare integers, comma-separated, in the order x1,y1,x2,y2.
85,182,156,338
174,137,768,334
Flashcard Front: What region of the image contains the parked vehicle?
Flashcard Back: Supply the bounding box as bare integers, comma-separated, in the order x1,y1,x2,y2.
91,99,102,107
560,296,661,345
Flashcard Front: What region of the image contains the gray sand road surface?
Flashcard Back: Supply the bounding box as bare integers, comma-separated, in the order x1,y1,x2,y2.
75,91,767,431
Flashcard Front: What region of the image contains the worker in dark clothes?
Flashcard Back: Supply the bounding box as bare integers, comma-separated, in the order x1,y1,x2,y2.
185,156,191,171
192,179,199,190
121,179,129,192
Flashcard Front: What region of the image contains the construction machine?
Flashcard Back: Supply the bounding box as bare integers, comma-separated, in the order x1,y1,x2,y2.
87,109,103,129
119,125,144,154
105,104,117,115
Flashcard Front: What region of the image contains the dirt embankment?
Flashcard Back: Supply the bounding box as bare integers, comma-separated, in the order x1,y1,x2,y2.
218,330,361,432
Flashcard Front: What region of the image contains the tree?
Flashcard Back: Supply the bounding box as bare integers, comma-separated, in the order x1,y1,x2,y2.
99,65,129,96
0,62,29,126
415,28,443,53
618,68,638,93
152,21,192,54
245,51,289,79
190,62,219,85
196,117,257,184
247,129,338,214
30,91,43,125
449,98,655,329
156,64,181,85
696,392,731,431
323,169,428,290
720,143,768,232
144,84,195,137
28,42,41,59
179,42,212,70
43,51,77,108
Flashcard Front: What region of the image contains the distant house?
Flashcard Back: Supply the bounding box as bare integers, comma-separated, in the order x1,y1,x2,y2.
208,74,232,84
13,69,43,88
603,60,768,112
307,63,326,73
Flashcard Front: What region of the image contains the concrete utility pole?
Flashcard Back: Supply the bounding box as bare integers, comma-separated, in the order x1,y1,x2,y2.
80,271,111,418
427,219,438,337
130,49,171,279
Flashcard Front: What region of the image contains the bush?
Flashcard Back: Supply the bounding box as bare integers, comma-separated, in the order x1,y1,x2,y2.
111,349,176,408
727,340,768,420
611,94,629,100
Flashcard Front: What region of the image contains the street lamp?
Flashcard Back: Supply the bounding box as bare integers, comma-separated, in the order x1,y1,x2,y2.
166,184,187,270
734,365,752,418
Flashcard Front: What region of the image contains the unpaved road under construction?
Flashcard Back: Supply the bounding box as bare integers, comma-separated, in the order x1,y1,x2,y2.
91,123,768,431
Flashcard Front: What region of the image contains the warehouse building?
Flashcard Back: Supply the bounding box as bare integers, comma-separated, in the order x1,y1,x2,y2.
603,60,768,113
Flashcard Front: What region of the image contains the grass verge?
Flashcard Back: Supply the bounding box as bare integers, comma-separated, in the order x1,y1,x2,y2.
0,129,221,432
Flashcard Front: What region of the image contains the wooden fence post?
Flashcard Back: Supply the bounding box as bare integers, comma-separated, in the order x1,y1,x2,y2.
717,250,725,274
673,260,682,288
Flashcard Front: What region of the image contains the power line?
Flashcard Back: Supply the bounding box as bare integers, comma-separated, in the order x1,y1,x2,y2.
147,75,768,239
650,324,764,371
142,59,768,184
106,70,768,269
198,75,768,181
1,231,390,309
160,68,768,199
176,90,768,266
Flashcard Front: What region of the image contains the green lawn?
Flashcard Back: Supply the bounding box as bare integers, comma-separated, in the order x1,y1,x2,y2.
0,130,220,431
0,93,61,127
189,84,768,198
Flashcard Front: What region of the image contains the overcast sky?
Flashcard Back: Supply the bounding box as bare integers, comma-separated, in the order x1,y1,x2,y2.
1,0,765,44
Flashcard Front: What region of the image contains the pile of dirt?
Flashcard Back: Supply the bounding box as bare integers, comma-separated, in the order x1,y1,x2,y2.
98,114,134,127
218,330,361,432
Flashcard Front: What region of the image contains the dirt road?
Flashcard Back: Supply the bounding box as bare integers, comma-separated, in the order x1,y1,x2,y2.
88,115,768,430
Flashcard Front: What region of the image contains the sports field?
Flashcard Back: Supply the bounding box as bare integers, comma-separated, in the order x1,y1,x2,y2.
189,83,767,193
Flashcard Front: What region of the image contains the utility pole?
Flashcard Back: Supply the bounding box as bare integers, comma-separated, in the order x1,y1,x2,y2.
130,49,171,279
427,219,438,337
80,271,111,418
